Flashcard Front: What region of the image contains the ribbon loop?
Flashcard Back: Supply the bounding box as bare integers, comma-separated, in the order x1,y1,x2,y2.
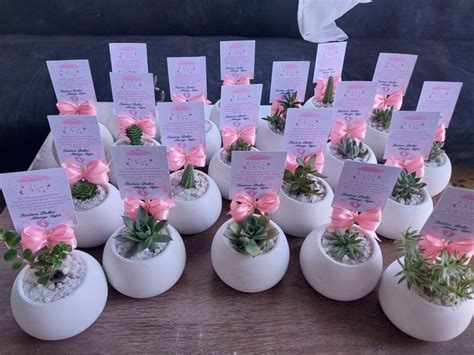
435,123,446,142
171,93,211,105
330,120,366,144
419,234,474,260
62,160,110,186
124,198,175,221
385,156,425,178
223,74,251,86
229,192,280,222
118,115,157,139
20,224,77,254
372,91,403,111
167,145,206,171
329,206,382,240
57,100,97,116
221,124,256,149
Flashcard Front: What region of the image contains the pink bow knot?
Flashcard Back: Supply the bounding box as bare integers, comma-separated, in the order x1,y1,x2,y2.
435,123,446,142
124,198,175,221
56,100,98,115
329,206,382,240
372,91,403,111
221,124,256,149
419,234,473,260
62,160,110,186
20,224,77,254
223,74,251,86
171,93,211,105
118,114,157,139
229,192,280,222
330,120,366,144
167,145,206,171
285,152,324,174
314,76,342,101
385,155,425,178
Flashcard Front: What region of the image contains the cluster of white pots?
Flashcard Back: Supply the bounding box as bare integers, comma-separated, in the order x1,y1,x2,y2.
11,250,108,340
363,124,388,162
211,217,290,293
423,152,452,196
255,117,284,151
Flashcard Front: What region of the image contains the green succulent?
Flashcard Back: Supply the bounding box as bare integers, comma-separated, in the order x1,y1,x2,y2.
392,170,426,201
427,141,445,164
126,124,144,145
71,180,98,201
223,215,278,257
226,139,252,163
180,164,196,189
279,91,302,112
336,135,369,160
283,156,326,197
262,91,302,134
371,107,394,131
262,112,286,134
323,228,367,263
322,76,335,104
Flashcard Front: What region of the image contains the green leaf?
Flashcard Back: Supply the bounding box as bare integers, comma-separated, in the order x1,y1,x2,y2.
244,239,261,257
37,275,50,285
122,216,135,231
4,249,17,261
12,260,23,270
23,249,33,261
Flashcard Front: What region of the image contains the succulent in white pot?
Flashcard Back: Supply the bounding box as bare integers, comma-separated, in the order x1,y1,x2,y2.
423,141,452,197
0,226,107,340
379,230,473,342
304,75,339,109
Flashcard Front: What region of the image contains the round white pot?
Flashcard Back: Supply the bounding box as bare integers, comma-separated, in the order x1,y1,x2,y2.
10,250,108,341
106,112,160,141
379,258,473,342
363,123,388,162
255,118,284,151
204,119,222,165
303,96,317,108
322,142,377,191
300,225,383,301
209,100,221,127
74,183,124,248
167,171,222,234
269,179,334,237
211,217,290,293
377,188,433,240
102,224,186,298
423,153,452,197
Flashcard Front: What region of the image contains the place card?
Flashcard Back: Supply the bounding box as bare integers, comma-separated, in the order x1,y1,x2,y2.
0,168,77,233
220,40,255,80
312,42,347,82
230,151,287,198
416,81,463,127
384,111,438,160
48,115,105,165
372,53,418,95
47,59,96,102
333,81,378,125
109,43,148,73
269,61,310,103
167,56,208,100
111,146,172,200
219,83,262,130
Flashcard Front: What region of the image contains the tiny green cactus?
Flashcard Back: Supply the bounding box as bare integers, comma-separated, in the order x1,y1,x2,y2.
427,141,445,164
322,76,334,104
392,170,426,201
336,136,369,160
126,124,143,145
180,164,196,189
323,228,368,263
71,180,98,201
283,156,326,197
371,107,394,131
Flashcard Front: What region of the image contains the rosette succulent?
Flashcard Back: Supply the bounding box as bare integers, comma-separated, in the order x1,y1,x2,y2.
71,180,99,201
323,228,368,263
336,136,369,160
392,170,426,202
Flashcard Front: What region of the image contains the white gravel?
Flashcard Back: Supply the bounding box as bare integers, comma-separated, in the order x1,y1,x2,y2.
311,98,333,108
391,193,424,205
425,155,446,167
171,170,209,201
321,231,372,265
73,184,107,211
267,121,284,135
330,145,370,162
115,138,157,146
220,149,232,166
368,117,390,133
115,227,171,261
282,176,326,203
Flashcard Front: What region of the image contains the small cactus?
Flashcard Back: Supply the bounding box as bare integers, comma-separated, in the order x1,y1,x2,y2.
371,107,394,131
126,124,143,145
180,164,195,189
322,76,334,104
336,136,369,160
71,180,98,201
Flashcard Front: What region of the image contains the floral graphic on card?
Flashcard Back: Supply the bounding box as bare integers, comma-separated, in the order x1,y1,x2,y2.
372,53,418,95
0,168,77,233
332,161,401,212
157,102,206,150
416,82,463,127
219,84,262,130
109,43,148,73
333,81,378,125
220,40,255,80
384,111,438,160
167,56,208,100
46,60,97,102
313,42,347,82
269,61,310,103
110,72,156,118
282,108,333,157
111,146,172,200
230,151,287,198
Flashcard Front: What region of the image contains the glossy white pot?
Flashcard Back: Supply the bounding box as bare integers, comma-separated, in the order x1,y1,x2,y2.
255,118,284,151
74,183,124,248
322,142,377,191
102,224,186,298
363,123,388,162
209,100,221,126
10,250,108,341
423,153,452,197
300,225,383,301
106,111,160,141
377,188,433,240
211,217,290,293
167,171,222,234
204,119,222,165
379,258,473,342
269,178,334,237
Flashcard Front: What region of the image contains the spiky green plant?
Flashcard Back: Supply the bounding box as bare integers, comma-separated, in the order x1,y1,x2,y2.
336,135,369,160
180,164,195,189
262,91,302,134
126,124,143,145
322,76,334,104
394,229,473,306
226,139,252,163
283,156,326,197
223,215,278,257
323,228,368,263
427,141,445,164
392,170,426,202
116,206,172,258
71,180,98,201
371,107,394,131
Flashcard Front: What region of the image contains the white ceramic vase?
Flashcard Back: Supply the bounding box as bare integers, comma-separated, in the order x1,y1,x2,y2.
204,119,222,165
423,153,452,197
255,118,284,151
300,225,383,301
10,250,108,341
363,124,388,162
209,100,221,127
211,217,290,293
379,259,473,342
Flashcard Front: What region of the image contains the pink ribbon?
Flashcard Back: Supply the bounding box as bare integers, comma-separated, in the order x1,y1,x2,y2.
314,76,342,101
221,124,256,149
270,100,285,115
118,115,157,139
167,145,206,171
56,100,97,115
372,91,403,111
229,192,280,222
285,152,324,174
20,224,77,254
419,234,473,260
329,206,382,240
435,123,446,142
330,120,366,144
385,156,425,178
62,160,110,186
124,198,175,221
171,93,211,105
223,74,251,86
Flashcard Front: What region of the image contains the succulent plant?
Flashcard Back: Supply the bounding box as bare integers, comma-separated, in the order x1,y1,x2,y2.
262,91,302,134
322,76,335,104
392,170,426,201
323,228,368,263
283,156,326,197
180,164,196,189
116,206,172,258
427,141,445,164
71,180,98,201
126,124,144,145
226,139,252,162
223,215,278,257
279,91,303,112
336,135,369,160
371,106,394,131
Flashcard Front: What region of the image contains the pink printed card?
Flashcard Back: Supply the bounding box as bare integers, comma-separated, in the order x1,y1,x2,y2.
46,60,97,102
384,111,438,160
220,40,255,80
219,83,263,130
269,61,310,103
333,81,378,125
230,151,287,199
156,102,206,150
110,72,156,118
167,56,208,100
332,161,401,212
282,108,334,157
416,81,463,127
111,146,172,200
0,168,77,233
48,115,105,165
372,53,418,95
312,42,347,82
109,43,148,73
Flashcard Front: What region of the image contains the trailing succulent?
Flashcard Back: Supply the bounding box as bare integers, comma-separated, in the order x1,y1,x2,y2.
263,91,302,134
126,124,144,146
371,106,394,131
71,179,99,201
223,215,278,257
392,169,426,203
323,228,368,263
283,156,326,197
116,206,172,258
395,230,473,306
180,164,196,189
336,135,369,160
225,139,252,163
427,141,445,164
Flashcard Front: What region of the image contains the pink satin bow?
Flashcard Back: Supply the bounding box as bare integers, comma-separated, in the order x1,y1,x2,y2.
329,206,382,240
229,192,280,222
270,100,285,115
223,74,251,86
330,120,366,144
285,152,324,174
435,123,446,142
20,224,77,254
62,160,110,186
314,76,342,101
171,93,211,105
124,198,175,221
167,145,206,171
118,115,157,139
419,234,473,260
385,156,425,178
221,124,256,149
372,91,403,111
56,100,97,115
